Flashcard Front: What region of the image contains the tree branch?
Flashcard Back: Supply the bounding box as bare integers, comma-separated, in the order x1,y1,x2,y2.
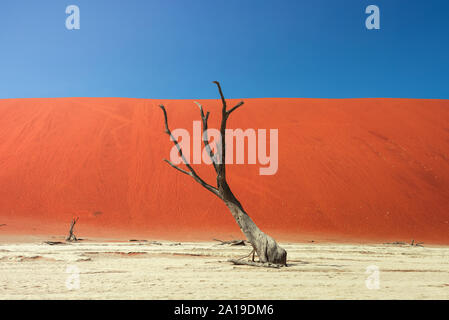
227,101,244,116
194,101,219,173
163,159,191,176
213,81,227,113
159,104,219,196
213,81,229,185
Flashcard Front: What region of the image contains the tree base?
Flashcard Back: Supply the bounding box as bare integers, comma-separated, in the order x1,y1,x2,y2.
252,233,287,265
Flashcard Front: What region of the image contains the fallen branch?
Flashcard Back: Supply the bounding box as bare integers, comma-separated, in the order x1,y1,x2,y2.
168,242,182,246
383,240,424,247
44,241,66,245
228,259,284,269
384,241,407,245
213,238,248,246
411,239,424,247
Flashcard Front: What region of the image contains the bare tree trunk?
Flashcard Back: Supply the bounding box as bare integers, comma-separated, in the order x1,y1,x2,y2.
159,81,287,265
224,201,286,264
66,217,79,242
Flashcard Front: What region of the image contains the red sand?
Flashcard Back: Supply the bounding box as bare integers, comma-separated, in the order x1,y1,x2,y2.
0,97,448,244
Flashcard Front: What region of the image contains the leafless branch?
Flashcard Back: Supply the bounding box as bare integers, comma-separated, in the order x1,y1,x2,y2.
159,104,219,196
227,101,244,116
213,81,227,113
194,101,219,173
163,159,191,175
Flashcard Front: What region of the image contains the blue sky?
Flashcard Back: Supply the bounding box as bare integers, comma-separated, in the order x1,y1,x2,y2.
0,0,448,99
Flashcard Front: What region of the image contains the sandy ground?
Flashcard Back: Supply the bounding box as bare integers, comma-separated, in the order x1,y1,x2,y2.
0,240,448,299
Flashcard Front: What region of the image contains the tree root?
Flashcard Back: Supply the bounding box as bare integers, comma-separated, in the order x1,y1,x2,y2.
235,248,256,262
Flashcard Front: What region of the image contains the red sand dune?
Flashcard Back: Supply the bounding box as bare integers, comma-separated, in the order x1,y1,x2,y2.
0,97,448,244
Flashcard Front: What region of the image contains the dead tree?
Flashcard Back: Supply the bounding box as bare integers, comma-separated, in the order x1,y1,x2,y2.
159,81,287,265
66,217,79,242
